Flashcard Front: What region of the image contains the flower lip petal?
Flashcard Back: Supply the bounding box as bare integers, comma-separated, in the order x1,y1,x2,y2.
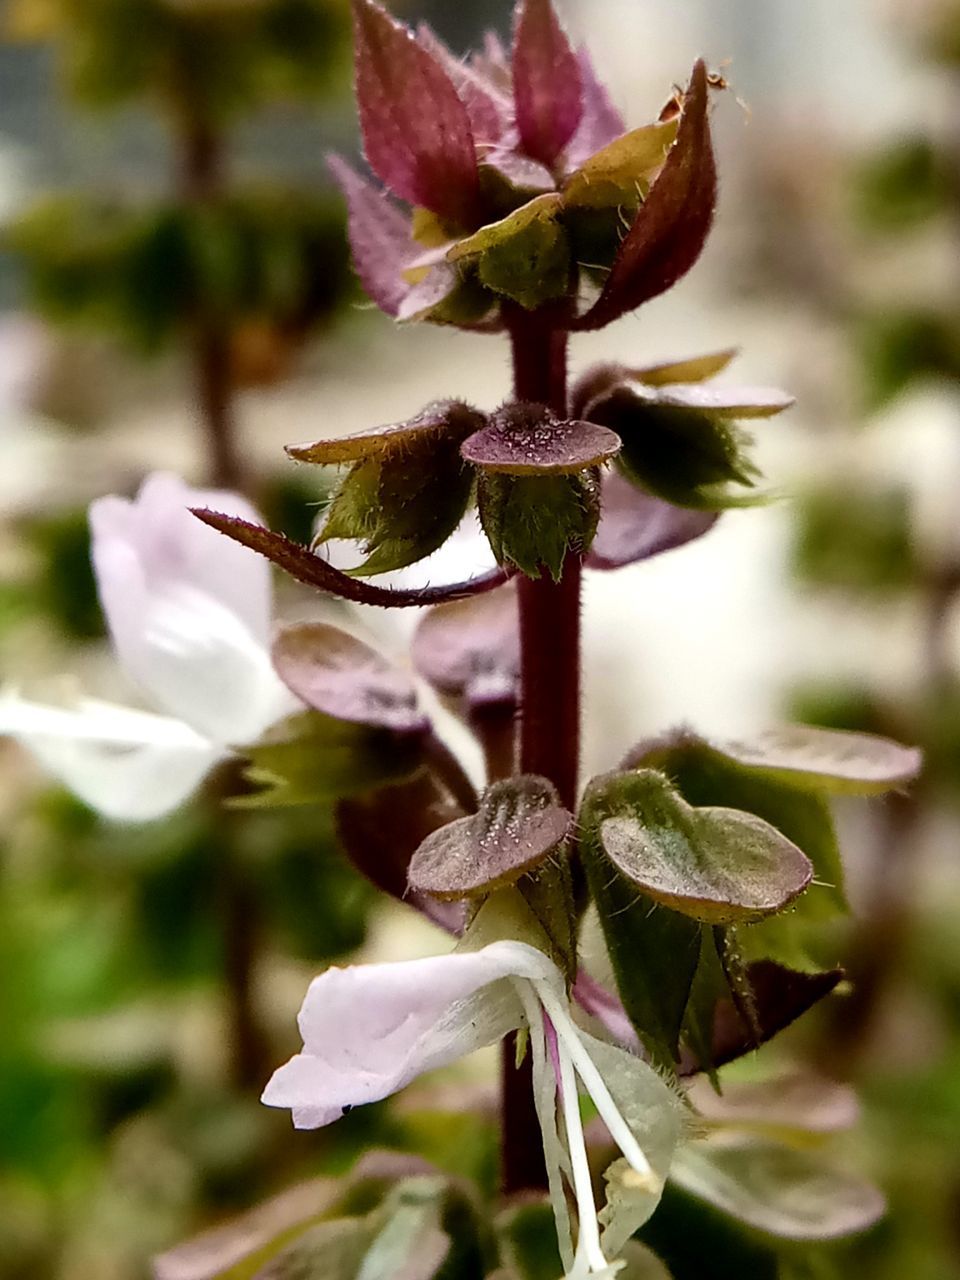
264,941,559,1128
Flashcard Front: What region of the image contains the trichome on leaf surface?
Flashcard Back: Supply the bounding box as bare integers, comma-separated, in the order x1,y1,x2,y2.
2,2,923,1278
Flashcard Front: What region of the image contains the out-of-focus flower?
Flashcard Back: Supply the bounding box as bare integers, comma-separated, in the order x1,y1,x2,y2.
0,472,295,820
262,929,681,1278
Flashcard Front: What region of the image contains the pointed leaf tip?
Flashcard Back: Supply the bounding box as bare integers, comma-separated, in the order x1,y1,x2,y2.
191,509,510,608
574,58,716,331
352,0,480,226
327,154,413,317
512,0,584,167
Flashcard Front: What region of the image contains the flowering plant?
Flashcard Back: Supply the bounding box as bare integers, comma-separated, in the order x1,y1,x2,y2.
5,2,922,1277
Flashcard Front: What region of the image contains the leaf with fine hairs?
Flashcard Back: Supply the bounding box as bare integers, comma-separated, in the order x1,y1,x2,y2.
512,0,584,166
287,401,485,466
191,509,510,608
461,403,620,474
574,60,716,331
595,770,813,925
272,624,427,734
408,775,571,899
351,0,480,226
327,155,413,317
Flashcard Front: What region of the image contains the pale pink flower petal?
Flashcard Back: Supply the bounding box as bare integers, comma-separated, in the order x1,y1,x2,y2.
0,689,221,821
262,940,558,1128
90,473,292,744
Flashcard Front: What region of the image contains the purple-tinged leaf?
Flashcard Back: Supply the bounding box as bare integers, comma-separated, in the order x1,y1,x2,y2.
472,31,513,93
686,1069,860,1136
417,23,510,144
564,46,627,171
679,961,844,1077
327,155,413,318
574,59,716,331
412,582,520,708
352,0,481,226
587,470,718,570
512,0,584,167
191,509,510,608
408,774,572,899
651,383,795,419
462,403,620,474
715,725,923,795
670,1139,885,1241
336,772,466,934
272,623,428,734
287,400,485,466
153,1180,339,1280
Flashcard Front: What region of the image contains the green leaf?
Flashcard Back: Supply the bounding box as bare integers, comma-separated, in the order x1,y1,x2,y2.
625,728,849,929
495,1199,564,1280
581,778,701,1066
251,1217,376,1280
408,775,572,900
595,770,813,925
588,387,763,510
238,711,422,806
448,194,571,310
478,470,601,580
669,1140,885,1241
287,402,485,466
316,435,474,576
587,1031,684,1254
631,348,739,387
152,1179,343,1280
562,121,678,211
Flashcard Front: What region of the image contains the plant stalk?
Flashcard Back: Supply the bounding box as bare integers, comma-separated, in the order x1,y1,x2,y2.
178,108,245,492
501,303,580,1195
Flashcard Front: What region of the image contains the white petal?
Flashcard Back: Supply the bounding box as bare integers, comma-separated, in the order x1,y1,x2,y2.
262,941,556,1128
91,472,272,643
0,687,221,821
116,580,296,744
90,473,290,740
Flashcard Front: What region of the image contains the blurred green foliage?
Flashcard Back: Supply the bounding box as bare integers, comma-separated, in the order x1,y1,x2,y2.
8,190,351,355
8,0,350,117
791,484,917,595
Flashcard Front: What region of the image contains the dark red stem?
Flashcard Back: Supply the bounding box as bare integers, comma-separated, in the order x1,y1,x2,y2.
500,304,578,1196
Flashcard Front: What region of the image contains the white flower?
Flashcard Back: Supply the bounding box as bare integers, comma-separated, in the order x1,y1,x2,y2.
261,938,682,1279
0,472,295,821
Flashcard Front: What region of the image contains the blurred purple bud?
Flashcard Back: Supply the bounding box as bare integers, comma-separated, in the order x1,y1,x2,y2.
512,0,584,167
327,155,413,317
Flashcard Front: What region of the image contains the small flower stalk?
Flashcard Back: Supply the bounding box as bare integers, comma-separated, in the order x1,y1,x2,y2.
5,2,924,1277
